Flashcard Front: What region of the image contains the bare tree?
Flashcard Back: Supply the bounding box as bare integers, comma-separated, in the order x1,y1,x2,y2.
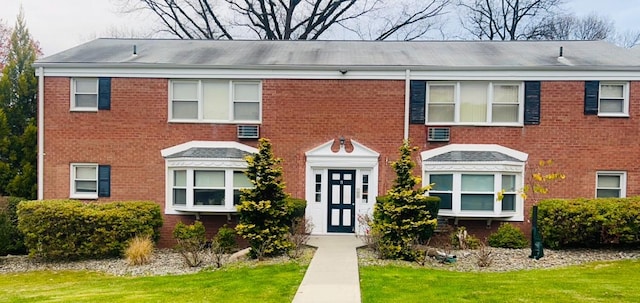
457,0,563,40
535,13,614,41
119,0,451,40
610,29,640,49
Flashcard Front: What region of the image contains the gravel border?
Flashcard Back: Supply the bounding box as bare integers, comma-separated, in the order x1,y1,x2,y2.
0,247,315,277
357,247,640,272
2,246,638,276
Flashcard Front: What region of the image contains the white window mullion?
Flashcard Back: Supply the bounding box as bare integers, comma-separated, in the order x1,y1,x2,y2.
228,81,234,121
487,83,494,123
198,80,204,120
186,169,194,208
225,170,234,209
452,173,462,214
493,173,501,215
454,83,461,123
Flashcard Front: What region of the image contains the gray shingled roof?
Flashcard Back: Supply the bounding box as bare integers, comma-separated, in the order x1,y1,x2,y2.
34,39,640,70
164,147,252,159
425,151,522,162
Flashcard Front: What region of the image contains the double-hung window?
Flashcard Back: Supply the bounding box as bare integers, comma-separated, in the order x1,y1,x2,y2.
426,81,523,125
70,163,111,199
596,171,626,198
599,83,629,116
169,80,261,123
72,78,98,110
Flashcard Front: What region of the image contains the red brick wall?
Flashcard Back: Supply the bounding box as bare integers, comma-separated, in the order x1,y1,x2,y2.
43,77,640,245
411,81,640,236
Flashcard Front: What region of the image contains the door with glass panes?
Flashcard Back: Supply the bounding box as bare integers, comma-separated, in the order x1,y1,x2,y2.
327,170,356,233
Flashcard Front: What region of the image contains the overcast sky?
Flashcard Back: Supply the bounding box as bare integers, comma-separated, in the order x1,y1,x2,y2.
1,0,639,56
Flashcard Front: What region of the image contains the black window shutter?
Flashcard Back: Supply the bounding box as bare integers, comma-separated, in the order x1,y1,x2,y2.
524,81,541,125
98,165,111,197
409,80,426,124
584,81,599,115
98,78,111,110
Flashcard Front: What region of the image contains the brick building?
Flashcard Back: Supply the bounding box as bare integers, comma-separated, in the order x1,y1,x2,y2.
34,39,640,246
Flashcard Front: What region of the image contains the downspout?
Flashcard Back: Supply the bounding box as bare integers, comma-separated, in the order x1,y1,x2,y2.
37,67,44,200
403,69,411,140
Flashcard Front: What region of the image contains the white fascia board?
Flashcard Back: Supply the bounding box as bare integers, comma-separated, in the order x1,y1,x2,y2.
410,70,640,81
39,67,407,80
421,144,528,162
38,67,640,81
161,140,258,158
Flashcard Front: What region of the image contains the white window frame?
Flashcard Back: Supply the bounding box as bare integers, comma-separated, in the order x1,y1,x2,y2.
426,172,521,217
422,144,528,221
70,78,98,112
168,79,262,123
70,163,98,199
425,81,524,126
169,169,250,210
598,82,629,117
596,171,627,198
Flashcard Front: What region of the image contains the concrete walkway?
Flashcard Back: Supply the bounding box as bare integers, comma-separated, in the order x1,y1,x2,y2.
292,235,364,303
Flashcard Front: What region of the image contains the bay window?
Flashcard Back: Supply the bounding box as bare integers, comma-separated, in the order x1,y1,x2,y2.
162,141,258,214
422,144,528,221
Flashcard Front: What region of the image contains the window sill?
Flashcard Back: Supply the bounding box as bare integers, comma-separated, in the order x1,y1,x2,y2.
597,113,629,118
168,120,262,124
172,205,238,213
438,210,517,218
70,108,98,112
425,122,524,127
70,193,98,200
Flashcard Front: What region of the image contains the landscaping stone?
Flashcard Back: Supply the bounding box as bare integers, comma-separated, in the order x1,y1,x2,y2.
357,247,640,272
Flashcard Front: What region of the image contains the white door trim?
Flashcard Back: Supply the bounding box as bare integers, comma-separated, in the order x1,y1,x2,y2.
305,139,379,234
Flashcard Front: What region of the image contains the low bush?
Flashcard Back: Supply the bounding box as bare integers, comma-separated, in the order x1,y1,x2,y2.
17,200,162,260
488,223,528,249
213,225,238,254
173,221,207,267
538,197,640,249
0,197,26,255
451,227,480,250
125,235,154,265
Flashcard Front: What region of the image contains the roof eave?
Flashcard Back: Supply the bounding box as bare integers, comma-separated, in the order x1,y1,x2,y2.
31,62,640,72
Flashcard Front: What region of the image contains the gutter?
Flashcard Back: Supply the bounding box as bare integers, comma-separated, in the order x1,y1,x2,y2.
37,67,44,200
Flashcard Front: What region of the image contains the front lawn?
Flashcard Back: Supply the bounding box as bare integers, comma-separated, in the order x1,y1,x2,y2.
0,263,306,303
360,259,640,303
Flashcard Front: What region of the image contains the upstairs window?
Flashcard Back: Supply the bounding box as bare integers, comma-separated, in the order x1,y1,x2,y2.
73,78,98,110
599,83,628,116
71,78,111,111
584,81,629,117
169,80,261,123
426,81,523,125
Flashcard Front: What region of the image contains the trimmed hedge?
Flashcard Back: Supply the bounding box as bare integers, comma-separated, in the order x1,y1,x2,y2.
538,197,640,249
0,197,26,255
17,200,162,260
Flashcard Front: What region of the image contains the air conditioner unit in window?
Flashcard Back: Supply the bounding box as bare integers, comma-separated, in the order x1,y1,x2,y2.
237,125,259,139
427,127,450,142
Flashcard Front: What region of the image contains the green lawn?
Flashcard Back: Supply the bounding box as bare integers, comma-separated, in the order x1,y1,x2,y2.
360,259,640,303
0,263,306,303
